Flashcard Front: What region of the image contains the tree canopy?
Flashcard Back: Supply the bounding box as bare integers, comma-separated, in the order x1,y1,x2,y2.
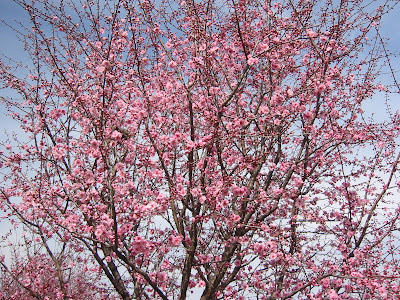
0,0,400,299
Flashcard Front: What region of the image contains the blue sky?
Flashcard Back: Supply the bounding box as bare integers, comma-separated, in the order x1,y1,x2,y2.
0,1,29,60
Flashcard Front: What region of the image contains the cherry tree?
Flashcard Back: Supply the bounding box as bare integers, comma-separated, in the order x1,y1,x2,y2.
0,243,113,300
1,0,400,299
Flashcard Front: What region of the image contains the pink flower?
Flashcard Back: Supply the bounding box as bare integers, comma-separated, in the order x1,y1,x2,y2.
328,289,340,299
169,235,183,246
168,61,177,68
231,214,241,223
247,55,259,66
197,281,206,287
101,60,111,68
156,272,168,281
303,111,313,120
111,130,122,140
96,66,106,72
306,28,318,38
22,278,31,287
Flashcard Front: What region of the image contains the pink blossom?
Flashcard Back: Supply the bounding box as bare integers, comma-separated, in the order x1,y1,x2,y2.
230,214,241,223
247,55,259,65
111,130,122,140
306,28,318,38
169,235,183,246
269,252,277,260
303,111,313,120
168,61,177,68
